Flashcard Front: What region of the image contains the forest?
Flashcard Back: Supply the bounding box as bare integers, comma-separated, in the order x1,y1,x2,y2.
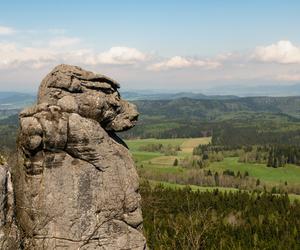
193,144,300,168
141,181,300,249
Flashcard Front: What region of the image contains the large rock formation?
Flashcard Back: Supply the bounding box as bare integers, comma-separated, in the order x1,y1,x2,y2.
12,65,146,249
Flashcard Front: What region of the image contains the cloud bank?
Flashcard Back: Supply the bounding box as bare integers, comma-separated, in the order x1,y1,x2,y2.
86,46,147,65
253,40,300,64
1,25,300,91
148,56,221,71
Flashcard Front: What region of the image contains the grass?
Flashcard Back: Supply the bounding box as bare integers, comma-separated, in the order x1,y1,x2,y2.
131,151,161,162
149,180,239,192
126,137,211,157
148,180,300,201
126,138,188,151
287,193,300,202
127,137,300,200
149,155,178,165
208,157,300,185
129,138,300,185
127,137,211,160
140,162,185,174
148,179,239,192
181,137,211,153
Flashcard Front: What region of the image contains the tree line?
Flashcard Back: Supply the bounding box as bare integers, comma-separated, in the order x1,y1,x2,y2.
141,181,300,250
194,144,300,168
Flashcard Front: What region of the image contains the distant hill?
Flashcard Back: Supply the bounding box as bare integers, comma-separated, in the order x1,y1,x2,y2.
0,92,35,109
121,83,300,99
1,91,300,118
117,96,300,143
2,92,300,146
133,96,300,120
204,83,300,96
121,91,239,100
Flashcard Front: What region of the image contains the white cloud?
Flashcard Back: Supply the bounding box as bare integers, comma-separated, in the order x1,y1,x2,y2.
0,42,57,69
49,37,81,48
2,28,300,89
86,46,147,65
0,25,15,35
148,56,221,71
151,56,191,70
0,42,148,69
253,40,300,64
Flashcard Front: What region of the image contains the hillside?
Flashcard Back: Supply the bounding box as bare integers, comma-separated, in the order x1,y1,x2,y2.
121,91,239,100
0,92,35,110
133,96,300,119
120,96,300,144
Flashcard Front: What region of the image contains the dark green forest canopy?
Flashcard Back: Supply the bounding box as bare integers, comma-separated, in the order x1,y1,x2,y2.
122,97,300,145
141,182,300,250
133,96,300,119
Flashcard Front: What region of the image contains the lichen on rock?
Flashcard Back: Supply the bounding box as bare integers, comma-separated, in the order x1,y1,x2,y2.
12,64,146,249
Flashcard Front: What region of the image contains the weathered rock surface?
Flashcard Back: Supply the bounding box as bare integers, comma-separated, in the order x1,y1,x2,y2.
0,162,20,249
12,64,146,249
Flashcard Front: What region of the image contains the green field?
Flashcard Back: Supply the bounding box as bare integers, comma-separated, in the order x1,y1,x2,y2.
147,180,300,201
208,157,300,185
127,137,207,174
127,137,300,185
126,137,211,157
148,179,239,192
126,138,188,151
126,137,300,200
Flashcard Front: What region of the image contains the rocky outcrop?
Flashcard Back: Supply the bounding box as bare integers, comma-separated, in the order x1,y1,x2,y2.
0,162,20,249
12,65,146,249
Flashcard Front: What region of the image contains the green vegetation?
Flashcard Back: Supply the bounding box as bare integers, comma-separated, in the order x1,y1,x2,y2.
137,143,181,156
126,138,186,151
0,114,18,151
141,181,300,249
127,137,300,199
1,95,300,248
121,97,300,145
194,144,300,168
209,157,300,185
148,179,240,193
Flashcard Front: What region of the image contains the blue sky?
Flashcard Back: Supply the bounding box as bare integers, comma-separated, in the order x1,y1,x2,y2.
1,1,300,93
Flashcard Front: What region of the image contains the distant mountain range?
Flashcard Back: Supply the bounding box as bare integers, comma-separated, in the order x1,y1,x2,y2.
0,91,240,110
133,96,300,120
1,90,300,117
122,83,300,98
121,91,239,100
203,83,300,97
2,82,300,106
0,92,35,109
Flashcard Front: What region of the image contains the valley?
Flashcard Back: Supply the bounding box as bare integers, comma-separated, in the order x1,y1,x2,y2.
126,137,300,200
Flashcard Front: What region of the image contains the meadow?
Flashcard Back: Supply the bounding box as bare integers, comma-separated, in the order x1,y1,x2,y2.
126,137,300,200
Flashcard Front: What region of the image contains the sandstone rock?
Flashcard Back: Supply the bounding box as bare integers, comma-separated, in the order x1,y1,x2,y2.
0,163,20,249
0,164,7,230
13,64,146,249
